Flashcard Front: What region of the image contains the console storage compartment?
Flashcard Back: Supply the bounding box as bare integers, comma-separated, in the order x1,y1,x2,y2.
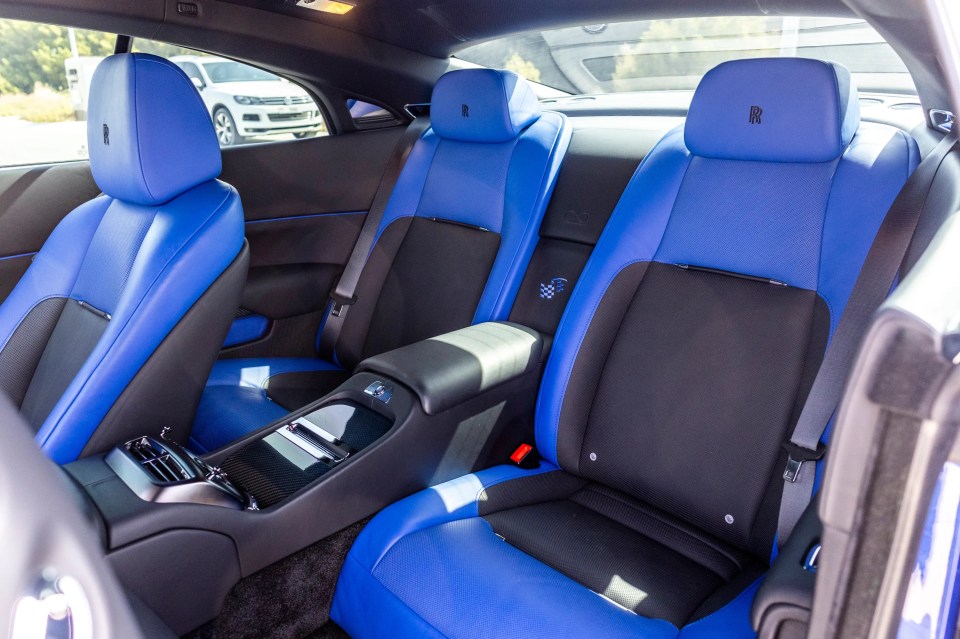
220,401,393,508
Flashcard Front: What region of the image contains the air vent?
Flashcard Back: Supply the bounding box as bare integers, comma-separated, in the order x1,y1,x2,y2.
126,438,190,483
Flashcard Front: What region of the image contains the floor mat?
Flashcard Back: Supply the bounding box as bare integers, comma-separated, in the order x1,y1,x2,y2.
184,520,367,639
304,621,350,638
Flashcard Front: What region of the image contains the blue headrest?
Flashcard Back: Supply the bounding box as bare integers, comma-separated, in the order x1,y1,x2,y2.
684,58,860,163
87,54,221,206
430,69,541,143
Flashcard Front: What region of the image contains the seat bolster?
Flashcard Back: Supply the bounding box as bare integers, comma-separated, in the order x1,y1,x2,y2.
189,386,290,453
817,122,920,337
347,463,557,572
474,111,571,322
333,555,450,639
204,357,342,389
368,130,442,249
535,127,691,467
0,197,110,354
36,182,244,463
190,357,343,452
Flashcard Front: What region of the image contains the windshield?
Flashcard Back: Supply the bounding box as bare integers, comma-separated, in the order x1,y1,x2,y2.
202,61,279,83
457,17,915,96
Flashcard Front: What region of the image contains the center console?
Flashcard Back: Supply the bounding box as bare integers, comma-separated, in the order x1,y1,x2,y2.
106,435,255,509
64,322,544,635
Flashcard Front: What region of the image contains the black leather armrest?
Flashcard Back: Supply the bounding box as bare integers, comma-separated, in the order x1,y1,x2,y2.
752,497,821,638
357,322,543,415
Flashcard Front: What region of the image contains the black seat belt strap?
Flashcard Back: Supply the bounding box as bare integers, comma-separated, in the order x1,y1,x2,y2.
317,117,430,360
776,133,957,545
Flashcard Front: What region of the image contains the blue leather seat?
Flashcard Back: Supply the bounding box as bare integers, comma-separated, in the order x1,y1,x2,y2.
0,53,246,463
191,69,570,452
330,58,919,638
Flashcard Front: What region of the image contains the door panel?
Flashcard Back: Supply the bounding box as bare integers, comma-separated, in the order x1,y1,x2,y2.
218,127,403,356
242,212,364,319
0,162,100,304
220,127,402,221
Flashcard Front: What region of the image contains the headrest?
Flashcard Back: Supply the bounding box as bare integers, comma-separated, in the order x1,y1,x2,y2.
684,58,860,163
430,69,541,143
87,54,221,206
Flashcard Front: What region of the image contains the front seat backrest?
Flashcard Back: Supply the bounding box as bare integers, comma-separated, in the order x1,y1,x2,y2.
0,53,247,462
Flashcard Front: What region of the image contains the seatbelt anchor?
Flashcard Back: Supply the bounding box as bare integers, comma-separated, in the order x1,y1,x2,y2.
329,292,358,317
782,441,826,483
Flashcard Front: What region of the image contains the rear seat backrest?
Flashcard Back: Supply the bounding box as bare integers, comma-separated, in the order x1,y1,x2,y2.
332,69,571,368
536,58,919,555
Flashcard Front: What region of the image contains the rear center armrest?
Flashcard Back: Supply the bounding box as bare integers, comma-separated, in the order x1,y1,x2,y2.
357,322,544,415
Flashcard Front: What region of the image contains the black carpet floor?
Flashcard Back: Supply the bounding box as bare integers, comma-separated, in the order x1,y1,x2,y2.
184,520,366,639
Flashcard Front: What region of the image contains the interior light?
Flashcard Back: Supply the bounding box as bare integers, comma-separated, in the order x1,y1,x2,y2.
295,0,355,14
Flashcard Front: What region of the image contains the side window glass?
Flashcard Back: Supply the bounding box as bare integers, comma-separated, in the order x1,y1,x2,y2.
135,40,329,147
0,19,333,168
0,18,114,167
179,62,205,86
346,98,401,128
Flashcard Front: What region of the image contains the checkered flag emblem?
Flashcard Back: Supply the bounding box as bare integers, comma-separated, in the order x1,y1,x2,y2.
539,277,569,300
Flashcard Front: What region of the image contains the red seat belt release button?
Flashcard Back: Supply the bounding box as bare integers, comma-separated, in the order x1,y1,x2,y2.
510,444,533,465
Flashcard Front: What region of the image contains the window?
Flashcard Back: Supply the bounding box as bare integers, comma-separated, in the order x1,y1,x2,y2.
131,41,329,147
179,61,205,84
347,98,399,128
457,17,916,97
0,18,328,168
0,19,114,167
202,61,278,84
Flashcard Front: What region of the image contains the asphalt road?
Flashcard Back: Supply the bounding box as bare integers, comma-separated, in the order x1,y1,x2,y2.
0,118,88,167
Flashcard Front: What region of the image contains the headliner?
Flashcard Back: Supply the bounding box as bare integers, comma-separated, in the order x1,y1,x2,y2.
226,0,855,58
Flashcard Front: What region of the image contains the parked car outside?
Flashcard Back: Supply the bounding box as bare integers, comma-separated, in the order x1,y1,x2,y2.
171,55,325,145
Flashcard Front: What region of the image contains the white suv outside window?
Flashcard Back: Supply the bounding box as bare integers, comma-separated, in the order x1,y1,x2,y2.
171,55,326,146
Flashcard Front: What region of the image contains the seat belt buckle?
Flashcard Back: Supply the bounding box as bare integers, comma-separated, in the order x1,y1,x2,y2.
782,441,826,483
329,292,358,317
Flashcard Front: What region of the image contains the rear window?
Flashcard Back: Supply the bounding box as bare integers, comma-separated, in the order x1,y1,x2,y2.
457,17,915,96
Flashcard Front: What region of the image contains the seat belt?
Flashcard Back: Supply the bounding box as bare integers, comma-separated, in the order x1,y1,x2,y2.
317,117,430,360
777,133,957,545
